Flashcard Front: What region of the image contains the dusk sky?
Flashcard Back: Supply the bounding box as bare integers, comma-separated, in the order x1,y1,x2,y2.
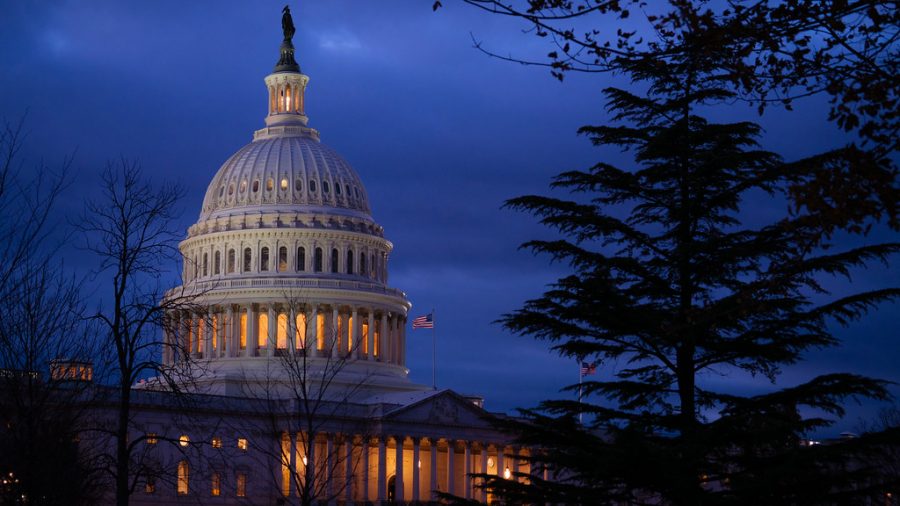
1,1,896,435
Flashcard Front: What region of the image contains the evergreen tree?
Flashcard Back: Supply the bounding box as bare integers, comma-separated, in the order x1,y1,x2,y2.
479,25,898,506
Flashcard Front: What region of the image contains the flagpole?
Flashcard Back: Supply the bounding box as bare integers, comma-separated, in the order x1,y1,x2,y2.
578,362,584,424
431,308,436,390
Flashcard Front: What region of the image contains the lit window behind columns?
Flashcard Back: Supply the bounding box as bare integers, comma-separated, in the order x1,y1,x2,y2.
258,313,268,348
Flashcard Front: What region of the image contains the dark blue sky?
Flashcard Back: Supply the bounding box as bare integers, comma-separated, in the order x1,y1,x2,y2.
1,1,896,434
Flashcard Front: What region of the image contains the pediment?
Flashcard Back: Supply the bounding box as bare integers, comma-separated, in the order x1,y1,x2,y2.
382,390,494,429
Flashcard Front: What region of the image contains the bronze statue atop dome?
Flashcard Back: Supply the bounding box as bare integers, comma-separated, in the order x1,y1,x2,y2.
275,5,300,72
282,5,296,42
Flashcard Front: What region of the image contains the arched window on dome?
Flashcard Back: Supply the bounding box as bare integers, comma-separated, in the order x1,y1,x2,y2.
314,248,323,272
360,253,367,276
267,178,274,192
219,186,224,198
335,183,341,195
227,249,235,274
297,247,306,271
278,246,287,272
295,179,302,192
345,184,351,197
228,183,235,196
214,251,221,275
323,181,330,193
285,83,292,111
280,178,288,191
260,247,270,272
346,250,354,275
240,180,247,193
202,253,208,277
177,460,189,495
309,180,317,193
243,248,252,273
331,249,339,273
252,180,259,193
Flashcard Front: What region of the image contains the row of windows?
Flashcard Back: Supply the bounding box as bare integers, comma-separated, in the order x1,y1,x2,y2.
188,245,386,281
146,433,248,451
218,177,362,200
149,462,247,497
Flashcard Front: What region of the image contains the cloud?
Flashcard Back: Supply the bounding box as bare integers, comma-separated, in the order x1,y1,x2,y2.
315,28,362,52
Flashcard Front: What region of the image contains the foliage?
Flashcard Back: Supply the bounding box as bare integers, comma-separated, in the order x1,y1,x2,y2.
435,2,899,503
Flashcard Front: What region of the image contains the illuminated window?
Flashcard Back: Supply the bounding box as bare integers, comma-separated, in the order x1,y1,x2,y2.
177,460,189,495
346,250,354,274
211,472,221,496
236,472,247,497
258,313,268,348
240,312,247,349
309,180,317,192
331,248,338,273
280,178,288,191
252,180,259,193
278,246,287,272
314,248,323,272
211,436,222,449
243,248,252,272
179,434,190,447
266,179,274,191
146,433,158,445
237,438,248,451
239,180,247,193
214,251,221,274
297,247,305,271
227,249,235,273
260,247,270,272
145,477,156,494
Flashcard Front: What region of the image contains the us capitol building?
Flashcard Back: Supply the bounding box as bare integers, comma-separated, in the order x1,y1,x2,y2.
123,8,532,505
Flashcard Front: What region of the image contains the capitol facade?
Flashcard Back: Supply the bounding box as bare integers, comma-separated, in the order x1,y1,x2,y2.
122,9,531,505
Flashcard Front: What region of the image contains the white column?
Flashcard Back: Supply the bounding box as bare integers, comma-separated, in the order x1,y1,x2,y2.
497,445,505,483
374,313,385,361
204,309,213,358
326,434,334,499
412,438,420,501
268,305,276,357
361,438,369,502
480,443,488,503
350,308,358,357
306,433,316,494
308,306,318,355
464,441,472,499
246,304,257,357
367,311,375,361
447,440,455,496
344,437,353,503
331,307,339,358
377,438,386,501
395,436,405,502
430,439,438,496
287,432,296,497
227,306,236,358
287,306,297,352
162,313,173,365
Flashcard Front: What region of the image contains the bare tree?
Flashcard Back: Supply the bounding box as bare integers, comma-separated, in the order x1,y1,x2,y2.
239,294,374,506
0,115,104,504
77,160,203,506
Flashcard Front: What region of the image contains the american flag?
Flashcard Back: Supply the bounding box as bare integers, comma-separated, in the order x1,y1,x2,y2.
580,361,597,376
412,313,434,329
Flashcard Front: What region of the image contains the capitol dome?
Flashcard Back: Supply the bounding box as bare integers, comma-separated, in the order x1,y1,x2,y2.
162,28,417,399
199,134,372,222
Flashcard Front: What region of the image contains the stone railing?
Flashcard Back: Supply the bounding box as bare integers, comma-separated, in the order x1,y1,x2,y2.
165,276,405,300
